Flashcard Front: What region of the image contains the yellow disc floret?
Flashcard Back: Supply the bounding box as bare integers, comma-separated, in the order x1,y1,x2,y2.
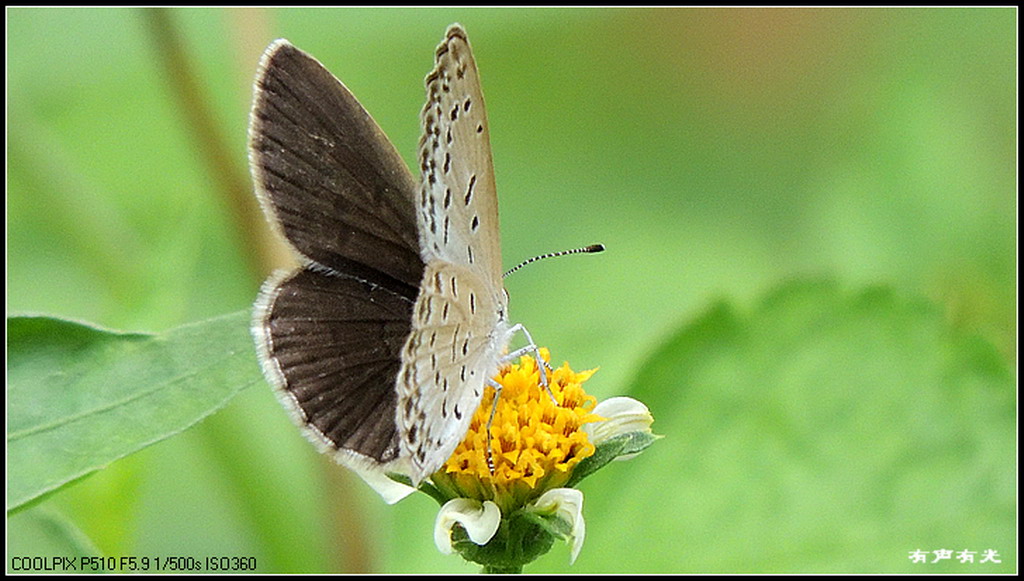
432,349,601,512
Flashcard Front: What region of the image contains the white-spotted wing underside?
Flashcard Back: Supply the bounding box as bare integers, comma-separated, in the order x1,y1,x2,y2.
251,25,511,486
397,26,512,484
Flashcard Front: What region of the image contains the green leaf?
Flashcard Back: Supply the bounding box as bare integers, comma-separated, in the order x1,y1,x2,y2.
519,505,573,540
566,430,659,488
577,280,1015,573
6,311,261,512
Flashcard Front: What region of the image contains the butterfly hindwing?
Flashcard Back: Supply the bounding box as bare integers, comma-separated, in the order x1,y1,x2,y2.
396,261,508,482
254,268,415,471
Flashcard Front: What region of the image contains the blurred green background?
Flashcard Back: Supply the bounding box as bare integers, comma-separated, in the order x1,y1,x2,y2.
7,7,1016,573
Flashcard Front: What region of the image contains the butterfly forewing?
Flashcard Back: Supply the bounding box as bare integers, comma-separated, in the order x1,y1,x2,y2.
250,40,424,288
417,26,502,280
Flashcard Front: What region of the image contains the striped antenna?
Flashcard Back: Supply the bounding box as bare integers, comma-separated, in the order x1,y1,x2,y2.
503,244,605,279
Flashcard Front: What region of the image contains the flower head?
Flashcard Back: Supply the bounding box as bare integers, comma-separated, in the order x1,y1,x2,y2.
424,349,658,572
430,348,601,512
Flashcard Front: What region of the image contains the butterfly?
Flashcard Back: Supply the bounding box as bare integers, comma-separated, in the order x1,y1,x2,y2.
250,24,539,488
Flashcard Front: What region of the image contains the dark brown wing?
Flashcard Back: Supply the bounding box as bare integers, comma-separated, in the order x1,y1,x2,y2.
249,40,427,470
255,269,413,463
249,39,423,291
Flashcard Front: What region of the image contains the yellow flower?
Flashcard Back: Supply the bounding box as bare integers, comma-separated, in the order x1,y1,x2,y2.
427,348,657,572
430,348,602,513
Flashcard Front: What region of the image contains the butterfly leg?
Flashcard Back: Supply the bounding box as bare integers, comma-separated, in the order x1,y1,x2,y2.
484,378,503,475
502,323,557,403
486,322,557,474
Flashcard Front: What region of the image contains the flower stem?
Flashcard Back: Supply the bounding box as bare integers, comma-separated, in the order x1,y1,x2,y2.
482,563,522,574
